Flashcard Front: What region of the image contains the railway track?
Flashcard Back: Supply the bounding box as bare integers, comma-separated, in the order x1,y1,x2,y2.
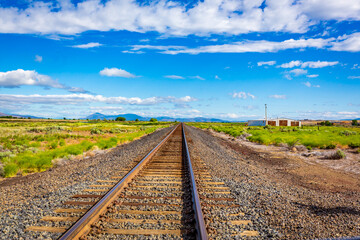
27,124,258,239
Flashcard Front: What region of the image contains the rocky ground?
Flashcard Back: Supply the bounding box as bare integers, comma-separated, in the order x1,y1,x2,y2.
0,127,172,239
1,124,359,239
185,125,360,239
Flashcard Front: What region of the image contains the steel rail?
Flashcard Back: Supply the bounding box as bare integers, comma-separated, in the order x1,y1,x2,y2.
59,124,180,240
182,123,209,240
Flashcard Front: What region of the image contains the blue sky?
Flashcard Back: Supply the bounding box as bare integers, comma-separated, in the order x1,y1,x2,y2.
0,0,359,120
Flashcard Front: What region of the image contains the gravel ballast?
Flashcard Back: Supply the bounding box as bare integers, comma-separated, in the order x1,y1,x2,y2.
185,125,360,239
0,126,173,239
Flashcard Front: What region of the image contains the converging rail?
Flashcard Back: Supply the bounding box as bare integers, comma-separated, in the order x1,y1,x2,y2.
27,123,257,239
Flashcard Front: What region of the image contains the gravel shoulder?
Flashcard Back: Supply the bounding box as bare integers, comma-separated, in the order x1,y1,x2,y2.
185,125,360,239
0,126,173,239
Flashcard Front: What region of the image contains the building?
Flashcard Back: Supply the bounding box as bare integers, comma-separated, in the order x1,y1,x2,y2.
248,118,301,127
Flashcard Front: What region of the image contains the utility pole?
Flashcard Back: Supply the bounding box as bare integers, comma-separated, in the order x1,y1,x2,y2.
265,104,267,125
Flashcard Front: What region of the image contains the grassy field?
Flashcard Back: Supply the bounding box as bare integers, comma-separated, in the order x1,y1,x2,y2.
0,119,173,178
188,122,360,150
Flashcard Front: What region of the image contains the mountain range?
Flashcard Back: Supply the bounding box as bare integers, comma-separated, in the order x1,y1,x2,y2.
84,112,226,122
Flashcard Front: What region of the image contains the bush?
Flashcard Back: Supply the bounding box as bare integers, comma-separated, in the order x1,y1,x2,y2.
320,121,333,126
150,118,158,122
3,163,18,177
116,117,126,121
91,128,103,135
328,150,346,160
348,142,360,149
352,119,358,126
47,141,58,149
326,143,336,149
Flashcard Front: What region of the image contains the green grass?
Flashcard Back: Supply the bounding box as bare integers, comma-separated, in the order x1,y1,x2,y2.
0,120,172,177
188,122,360,149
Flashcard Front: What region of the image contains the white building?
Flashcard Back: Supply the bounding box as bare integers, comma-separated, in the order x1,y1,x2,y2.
248,118,301,127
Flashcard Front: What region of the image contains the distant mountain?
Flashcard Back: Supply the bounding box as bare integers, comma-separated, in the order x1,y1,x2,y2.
84,112,227,122
0,112,40,119
84,113,148,121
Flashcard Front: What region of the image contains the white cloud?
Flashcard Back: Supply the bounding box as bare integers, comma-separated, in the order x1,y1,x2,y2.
35,55,42,62
0,94,198,106
215,75,221,80
135,37,331,55
303,81,320,88
233,92,255,99
129,33,360,54
289,68,308,76
331,33,360,52
164,75,185,79
269,95,287,99
0,0,358,38
0,69,87,93
306,74,319,78
72,42,103,49
300,0,360,21
279,60,339,68
279,60,302,68
0,0,309,36
190,76,205,80
100,68,137,78
257,61,276,66
348,76,360,79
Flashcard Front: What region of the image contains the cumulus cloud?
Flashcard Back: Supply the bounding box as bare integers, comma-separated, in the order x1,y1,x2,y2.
257,61,276,66
331,32,360,52
0,94,198,106
71,42,103,49
233,92,255,99
300,0,360,21
0,0,309,36
279,60,339,68
0,0,358,37
100,68,137,78
0,69,88,93
164,75,185,79
269,95,287,99
35,55,42,62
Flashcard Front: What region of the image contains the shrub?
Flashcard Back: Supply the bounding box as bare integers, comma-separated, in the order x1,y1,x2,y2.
150,118,158,122
0,151,13,159
339,130,357,136
352,119,358,126
47,141,58,149
91,128,103,135
326,143,336,149
306,146,312,150
320,121,333,126
59,139,66,146
328,150,346,160
349,142,360,149
66,145,83,155
115,117,126,121
3,163,18,177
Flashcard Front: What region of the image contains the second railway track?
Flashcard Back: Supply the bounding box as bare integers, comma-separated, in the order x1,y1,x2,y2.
27,124,258,239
